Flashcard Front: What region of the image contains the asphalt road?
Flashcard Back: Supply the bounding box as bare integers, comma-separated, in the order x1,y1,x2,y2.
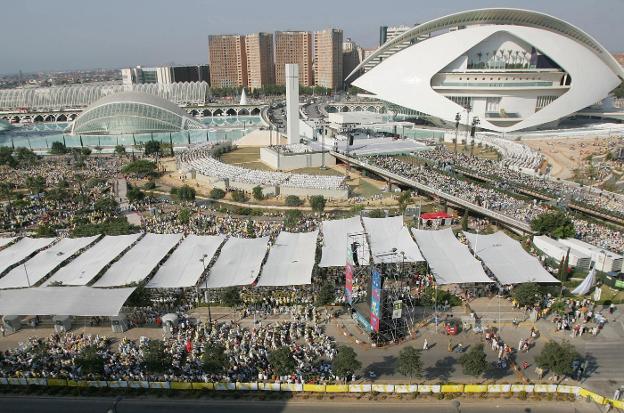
0,396,601,413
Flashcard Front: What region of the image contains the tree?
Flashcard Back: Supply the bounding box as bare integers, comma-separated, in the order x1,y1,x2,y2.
127,186,145,203
231,190,248,203
202,343,229,375
0,147,17,168
220,287,241,307
35,224,56,238
49,141,68,155
178,208,191,224
144,140,161,156
76,346,105,376
114,145,126,156
332,345,361,380
252,186,264,200
210,188,225,199
93,197,118,213
14,147,38,165
368,209,385,218
25,175,46,194
80,147,92,156
530,211,575,239
310,195,326,214
535,340,579,377
143,340,172,374
284,210,303,229
176,185,196,201
397,346,423,384
512,282,543,307
143,180,156,190
316,281,335,306
398,190,412,212
459,343,488,377
269,347,296,376
122,160,157,178
461,209,469,231
285,195,303,207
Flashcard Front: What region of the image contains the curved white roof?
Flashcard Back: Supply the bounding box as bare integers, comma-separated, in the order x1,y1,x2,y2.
82,90,195,118
349,8,624,80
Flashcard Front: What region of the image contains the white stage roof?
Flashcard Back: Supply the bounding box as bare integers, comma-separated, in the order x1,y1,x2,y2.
205,236,269,288
319,217,370,267
257,231,319,287
147,234,225,289
0,237,56,276
43,234,142,286
0,237,16,248
93,233,182,287
0,287,135,316
463,231,559,285
0,236,99,289
362,216,424,263
412,228,492,285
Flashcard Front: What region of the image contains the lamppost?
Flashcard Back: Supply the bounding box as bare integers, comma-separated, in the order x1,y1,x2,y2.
470,116,480,156
23,262,31,287
320,120,326,170
454,112,461,153
464,104,472,142
200,254,212,324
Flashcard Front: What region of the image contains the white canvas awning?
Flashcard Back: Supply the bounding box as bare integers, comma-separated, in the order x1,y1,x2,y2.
0,237,16,248
257,231,319,287
362,216,424,263
0,236,99,289
0,237,56,275
205,236,269,288
319,217,370,267
463,231,559,284
0,287,136,316
147,234,225,289
412,228,492,285
93,233,182,287
43,234,142,286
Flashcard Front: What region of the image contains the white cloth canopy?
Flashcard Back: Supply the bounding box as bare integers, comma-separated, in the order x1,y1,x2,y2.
463,231,559,284
43,234,142,286
205,236,269,288
362,216,424,263
147,234,225,289
0,236,99,289
257,231,319,287
0,287,136,316
319,217,370,267
412,228,492,284
0,237,56,276
93,233,182,287
0,237,16,248
572,267,596,296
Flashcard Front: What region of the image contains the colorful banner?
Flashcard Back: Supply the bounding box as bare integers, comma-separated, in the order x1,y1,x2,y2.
345,263,354,305
370,269,382,332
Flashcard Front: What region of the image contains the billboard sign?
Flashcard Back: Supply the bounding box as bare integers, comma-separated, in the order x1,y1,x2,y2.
370,269,382,332
345,263,354,305
392,300,403,319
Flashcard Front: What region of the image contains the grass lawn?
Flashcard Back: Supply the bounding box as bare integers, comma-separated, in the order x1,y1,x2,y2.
350,179,384,198
443,143,500,160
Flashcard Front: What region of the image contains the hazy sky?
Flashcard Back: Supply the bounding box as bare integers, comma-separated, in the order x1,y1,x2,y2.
2,0,623,74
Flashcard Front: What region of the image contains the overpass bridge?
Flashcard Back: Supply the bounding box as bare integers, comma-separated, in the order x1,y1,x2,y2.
324,101,386,114
331,151,534,234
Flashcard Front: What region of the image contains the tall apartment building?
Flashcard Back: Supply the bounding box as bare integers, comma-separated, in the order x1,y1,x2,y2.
208,34,247,88
363,24,429,73
274,31,313,87
245,32,275,90
342,38,362,87
314,28,344,90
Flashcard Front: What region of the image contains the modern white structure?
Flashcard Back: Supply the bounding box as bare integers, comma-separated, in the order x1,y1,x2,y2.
559,238,623,273
533,235,591,272
285,64,300,144
349,8,624,132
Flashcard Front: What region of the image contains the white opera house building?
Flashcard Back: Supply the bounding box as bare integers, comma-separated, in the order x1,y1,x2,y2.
349,8,624,132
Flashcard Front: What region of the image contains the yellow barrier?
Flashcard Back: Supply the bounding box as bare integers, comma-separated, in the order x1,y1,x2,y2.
394,384,418,393
418,384,440,393
67,380,88,387
236,383,258,391
349,384,372,393
556,385,580,395
511,384,533,393
26,378,47,386
260,383,281,391
303,384,326,392
8,378,27,385
107,381,128,388
372,384,395,393
441,384,464,393
611,400,624,409
579,388,605,404
533,384,557,393
171,382,193,390
149,382,170,389
87,380,108,388
215,383,236,391
190,382,214,390
47,378,67,387
487,384,511,393
464,384,488,393
326,384,349,393
280,383,303,392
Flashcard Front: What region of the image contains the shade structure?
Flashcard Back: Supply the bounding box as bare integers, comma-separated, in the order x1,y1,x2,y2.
0,237,56,276
571,267,596,296
0,236,99,289
0,237,16,248
463,231,559,284
362,216,424,264
319,217,370,268
257,231,319,287
0,287,136,316
93,233,182,287
147,234,225,289
205,236,269,288
43,234,142,286
412,228,492,285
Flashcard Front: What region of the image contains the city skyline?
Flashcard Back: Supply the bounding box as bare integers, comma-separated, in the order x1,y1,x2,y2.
1,0,623,75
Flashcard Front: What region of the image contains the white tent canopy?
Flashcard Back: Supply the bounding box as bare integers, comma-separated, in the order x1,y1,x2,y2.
0,236,99,289
319,217,370,267
463,231,559,284
205,236,269,288
147,234,225,289
0,237,16,248
93,233,182,287
0,287,136,316
362,216,424,264
43,234,142,286
257,231,319,287
412,228,492,285
0,237,56,276
572,267,596,296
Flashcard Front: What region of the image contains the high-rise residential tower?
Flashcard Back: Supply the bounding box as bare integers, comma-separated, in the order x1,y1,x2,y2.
274,31,313,87
342,38,361,88
245,32,275,90
208,34,247,88
314,28,343,90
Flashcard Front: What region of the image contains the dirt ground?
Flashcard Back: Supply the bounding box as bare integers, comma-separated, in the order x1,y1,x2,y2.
524,137,614,179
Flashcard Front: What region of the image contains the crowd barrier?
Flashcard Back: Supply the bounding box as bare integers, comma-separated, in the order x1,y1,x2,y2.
0,378,622,408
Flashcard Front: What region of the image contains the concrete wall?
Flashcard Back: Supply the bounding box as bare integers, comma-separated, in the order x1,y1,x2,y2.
260,147,336,171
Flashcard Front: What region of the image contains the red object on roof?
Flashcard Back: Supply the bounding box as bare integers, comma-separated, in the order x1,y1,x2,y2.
420,211,452,220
